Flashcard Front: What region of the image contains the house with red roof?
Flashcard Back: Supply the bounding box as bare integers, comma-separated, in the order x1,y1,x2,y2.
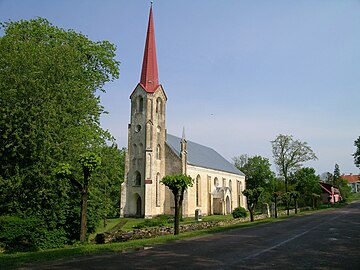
320,182,342,203
341,174,360,193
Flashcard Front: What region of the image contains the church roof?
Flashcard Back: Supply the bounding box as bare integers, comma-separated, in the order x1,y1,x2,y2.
140,4,159,93
166,134,244,176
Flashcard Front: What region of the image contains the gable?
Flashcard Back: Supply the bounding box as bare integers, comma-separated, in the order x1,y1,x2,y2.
166,134,244,176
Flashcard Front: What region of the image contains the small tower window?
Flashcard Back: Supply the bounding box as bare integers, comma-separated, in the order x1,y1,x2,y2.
133,144,137,156
156,98,162,114
134,171,141,186
138,96,144,113
156,144,161,160
135,125,141,133
138,143,143,157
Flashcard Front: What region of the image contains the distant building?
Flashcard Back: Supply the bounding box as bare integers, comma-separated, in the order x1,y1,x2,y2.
120,5,246,218
320,182,342,203
341,174,360,193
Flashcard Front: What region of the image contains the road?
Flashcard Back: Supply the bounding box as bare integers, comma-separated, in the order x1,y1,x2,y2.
29,201,360,269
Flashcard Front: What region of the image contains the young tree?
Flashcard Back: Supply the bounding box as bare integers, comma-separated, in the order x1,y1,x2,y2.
56,152,101,242
161,175,193,235
243,188,263,222
271,134,317,193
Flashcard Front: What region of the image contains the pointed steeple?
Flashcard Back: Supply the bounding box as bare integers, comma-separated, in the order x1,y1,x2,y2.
140,3,159,93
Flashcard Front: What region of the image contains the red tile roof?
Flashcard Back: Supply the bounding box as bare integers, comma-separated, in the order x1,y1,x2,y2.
341,174,360,183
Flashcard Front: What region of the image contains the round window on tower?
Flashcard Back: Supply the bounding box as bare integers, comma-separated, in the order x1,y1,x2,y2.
135,125,141,133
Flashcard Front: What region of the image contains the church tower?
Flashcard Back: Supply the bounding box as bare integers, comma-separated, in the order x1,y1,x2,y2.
123,4,167,218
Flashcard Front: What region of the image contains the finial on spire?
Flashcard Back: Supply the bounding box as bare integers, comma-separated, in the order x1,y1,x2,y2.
150,1,153,5
182,127,186,141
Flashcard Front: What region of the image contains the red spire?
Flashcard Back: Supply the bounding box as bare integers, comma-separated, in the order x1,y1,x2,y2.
140,4,159,93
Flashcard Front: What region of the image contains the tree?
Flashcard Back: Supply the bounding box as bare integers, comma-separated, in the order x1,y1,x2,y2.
354,136,360,168
235,155,275,190
333,164,341,186
232,154,249,171
332,164,352,201
294,167,321,208
161,175,193,235
56,152,101,242
243,188,263,222
271,134,317,193
0,17,120,246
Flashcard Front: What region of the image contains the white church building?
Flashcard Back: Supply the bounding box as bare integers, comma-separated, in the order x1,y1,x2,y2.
121,5,246,218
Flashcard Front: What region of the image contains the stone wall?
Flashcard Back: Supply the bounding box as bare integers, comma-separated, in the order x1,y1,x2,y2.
96,207,305,244
96,214,268,244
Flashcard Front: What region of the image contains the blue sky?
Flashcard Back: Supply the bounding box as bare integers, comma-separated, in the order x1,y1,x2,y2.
1,0,359,175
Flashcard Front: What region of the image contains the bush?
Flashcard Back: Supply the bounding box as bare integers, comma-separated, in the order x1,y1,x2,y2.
0,216,67,252
232,207,248,219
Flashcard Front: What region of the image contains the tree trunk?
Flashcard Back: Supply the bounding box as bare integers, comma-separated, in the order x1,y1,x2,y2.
274,196,278,218
249,207,254,222
174,192,181,235
79,169,89,242
295,198,298,214
79,189,88,242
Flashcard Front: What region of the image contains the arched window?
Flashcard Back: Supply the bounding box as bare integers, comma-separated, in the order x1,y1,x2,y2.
214,177,219,187
156,144,161,160
156,98,162,114
196,175,201,207
134,171,141,186
229,180,232,191
156,173,161,207
138,96,144,112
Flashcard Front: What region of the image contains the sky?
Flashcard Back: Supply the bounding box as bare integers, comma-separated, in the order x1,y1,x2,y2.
1,0,359,175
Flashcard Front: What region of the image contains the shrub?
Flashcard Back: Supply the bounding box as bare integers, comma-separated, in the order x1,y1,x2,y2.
232,207,248,219
0,216,67,252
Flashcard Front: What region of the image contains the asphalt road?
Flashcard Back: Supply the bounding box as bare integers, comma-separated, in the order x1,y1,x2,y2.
29,201,360,269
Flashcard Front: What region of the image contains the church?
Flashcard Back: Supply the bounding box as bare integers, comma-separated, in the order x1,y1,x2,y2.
120,5,246,218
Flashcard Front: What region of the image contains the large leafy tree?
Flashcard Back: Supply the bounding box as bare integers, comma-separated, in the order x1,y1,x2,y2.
234,155,275,189
161,174,193,235
294,167,321,207
0,18,120,245
271,134,317,193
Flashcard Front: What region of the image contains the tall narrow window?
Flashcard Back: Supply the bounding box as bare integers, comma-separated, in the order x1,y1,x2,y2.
196,175,201,207
138,96,144,112
156,173,160,207
156,144,161,160
134,171,141,186
156,97,162,114
133,144,137,157
214,177,219,187
138,143,143,158
229,180,232,191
